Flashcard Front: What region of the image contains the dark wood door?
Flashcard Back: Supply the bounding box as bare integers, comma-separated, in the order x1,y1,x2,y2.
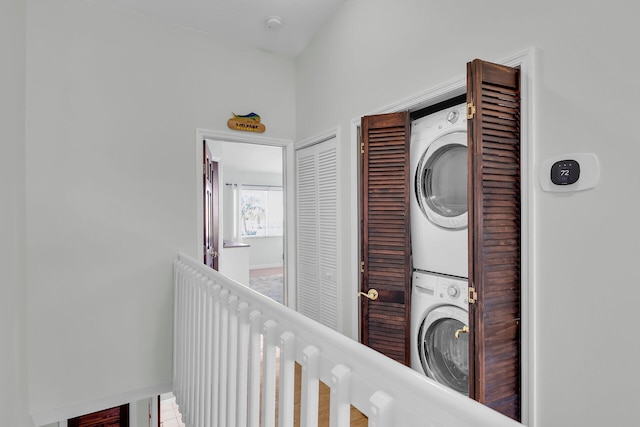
68,404,129,427
204,141,220,270
467,58,521,421
359,112,412,366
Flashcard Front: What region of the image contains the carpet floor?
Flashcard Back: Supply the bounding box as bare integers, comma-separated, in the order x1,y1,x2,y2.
249,268,284,304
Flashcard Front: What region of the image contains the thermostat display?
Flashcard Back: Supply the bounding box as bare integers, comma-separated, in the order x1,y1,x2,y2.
551,160,580,185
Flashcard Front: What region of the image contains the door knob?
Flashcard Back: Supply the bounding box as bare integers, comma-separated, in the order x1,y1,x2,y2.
208,249,218,258
454,325,469,339
358,289,379,301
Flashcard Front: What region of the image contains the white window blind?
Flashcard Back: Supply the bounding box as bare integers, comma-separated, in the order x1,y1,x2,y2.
239,186,283,238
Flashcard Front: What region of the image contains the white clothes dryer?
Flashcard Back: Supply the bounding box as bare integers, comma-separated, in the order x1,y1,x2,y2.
410,103,468,278
410,270,469,395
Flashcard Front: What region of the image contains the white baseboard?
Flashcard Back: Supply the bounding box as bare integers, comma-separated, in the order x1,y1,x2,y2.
250,263,283,270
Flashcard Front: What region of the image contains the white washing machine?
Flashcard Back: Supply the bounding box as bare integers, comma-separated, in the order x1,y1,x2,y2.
410,103,468,278
410,270,469,395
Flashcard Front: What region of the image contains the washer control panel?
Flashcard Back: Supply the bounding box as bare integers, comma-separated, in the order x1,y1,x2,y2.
413,271,468,306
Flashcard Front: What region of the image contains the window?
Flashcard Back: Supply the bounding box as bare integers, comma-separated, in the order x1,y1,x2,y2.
240,186,283,237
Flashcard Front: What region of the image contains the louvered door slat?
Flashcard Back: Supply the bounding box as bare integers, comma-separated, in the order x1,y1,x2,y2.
468,58,521,421
360,112,411,366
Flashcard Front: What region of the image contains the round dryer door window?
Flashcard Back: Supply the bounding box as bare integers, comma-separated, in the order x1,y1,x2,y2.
418,305,469,395
415,131,468,229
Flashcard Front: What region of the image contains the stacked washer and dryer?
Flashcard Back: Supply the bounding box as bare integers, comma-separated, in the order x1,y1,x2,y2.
409,103,470,395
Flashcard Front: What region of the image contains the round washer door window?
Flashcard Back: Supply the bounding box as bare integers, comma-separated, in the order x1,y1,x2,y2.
418,305,469,395
415,131,468,229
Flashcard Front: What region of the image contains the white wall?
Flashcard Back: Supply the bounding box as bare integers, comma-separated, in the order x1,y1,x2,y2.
25,0,294,422
245,237,284,269
295,0,640,426
0,0,29,426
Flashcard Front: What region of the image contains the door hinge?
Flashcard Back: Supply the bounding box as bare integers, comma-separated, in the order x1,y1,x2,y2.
360,261,365,273
203,163,206,175
360,142,365,154
466,102,476,119
468,286,478,304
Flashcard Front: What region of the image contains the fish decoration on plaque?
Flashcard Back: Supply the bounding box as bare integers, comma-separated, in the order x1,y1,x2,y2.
227,112,266,133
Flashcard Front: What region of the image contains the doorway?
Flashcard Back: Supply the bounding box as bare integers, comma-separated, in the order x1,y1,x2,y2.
159,393,184,427
195,130,295,307
220,141,285,303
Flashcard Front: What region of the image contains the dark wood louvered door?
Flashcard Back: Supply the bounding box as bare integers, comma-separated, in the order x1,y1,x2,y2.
359,112,412,366
68,404,129,427
467,59,522,421
204,141,219,270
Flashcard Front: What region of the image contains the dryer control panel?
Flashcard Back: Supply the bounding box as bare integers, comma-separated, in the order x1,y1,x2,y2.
438,278,468,305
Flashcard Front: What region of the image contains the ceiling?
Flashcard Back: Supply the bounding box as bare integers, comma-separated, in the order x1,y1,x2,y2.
88,0,346,56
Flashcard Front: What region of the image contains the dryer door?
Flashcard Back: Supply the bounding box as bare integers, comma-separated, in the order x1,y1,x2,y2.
415,131,468,229
417,304,469,395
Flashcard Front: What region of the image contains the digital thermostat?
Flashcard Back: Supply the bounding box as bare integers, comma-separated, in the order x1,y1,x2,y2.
550,160,580,185
540,153,599,192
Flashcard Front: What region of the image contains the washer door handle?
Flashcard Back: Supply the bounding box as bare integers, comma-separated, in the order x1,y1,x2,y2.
454,325,469,339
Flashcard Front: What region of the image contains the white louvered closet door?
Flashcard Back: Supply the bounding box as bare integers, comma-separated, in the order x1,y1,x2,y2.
296,137,340,330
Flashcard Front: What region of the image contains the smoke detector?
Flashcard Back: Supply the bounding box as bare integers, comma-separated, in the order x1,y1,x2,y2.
265,16,283,30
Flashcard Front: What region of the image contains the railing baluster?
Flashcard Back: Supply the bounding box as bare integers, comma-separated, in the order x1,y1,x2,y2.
247,311,262,427
203,279,214,427
196,275,207,427
178,263,189,407
172,261,183,403
368,391,393,427
261,320,279,427
210,283,222,425
184,270,197,424
178,263,187,402
278,332,296,427
330,364,351,427
178,266,188,421
172,261,180,400
300,346,320,427
218,289,230,426
227,295,240,427
236,302,251,427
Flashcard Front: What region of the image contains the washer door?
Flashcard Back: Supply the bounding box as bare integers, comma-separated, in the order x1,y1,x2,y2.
417,305,469,395
415,131,467,229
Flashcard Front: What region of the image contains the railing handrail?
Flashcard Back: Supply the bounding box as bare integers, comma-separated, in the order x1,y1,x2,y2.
174,252,523,427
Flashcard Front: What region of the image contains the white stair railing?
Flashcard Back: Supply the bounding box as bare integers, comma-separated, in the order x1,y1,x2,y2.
173,253,523,427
